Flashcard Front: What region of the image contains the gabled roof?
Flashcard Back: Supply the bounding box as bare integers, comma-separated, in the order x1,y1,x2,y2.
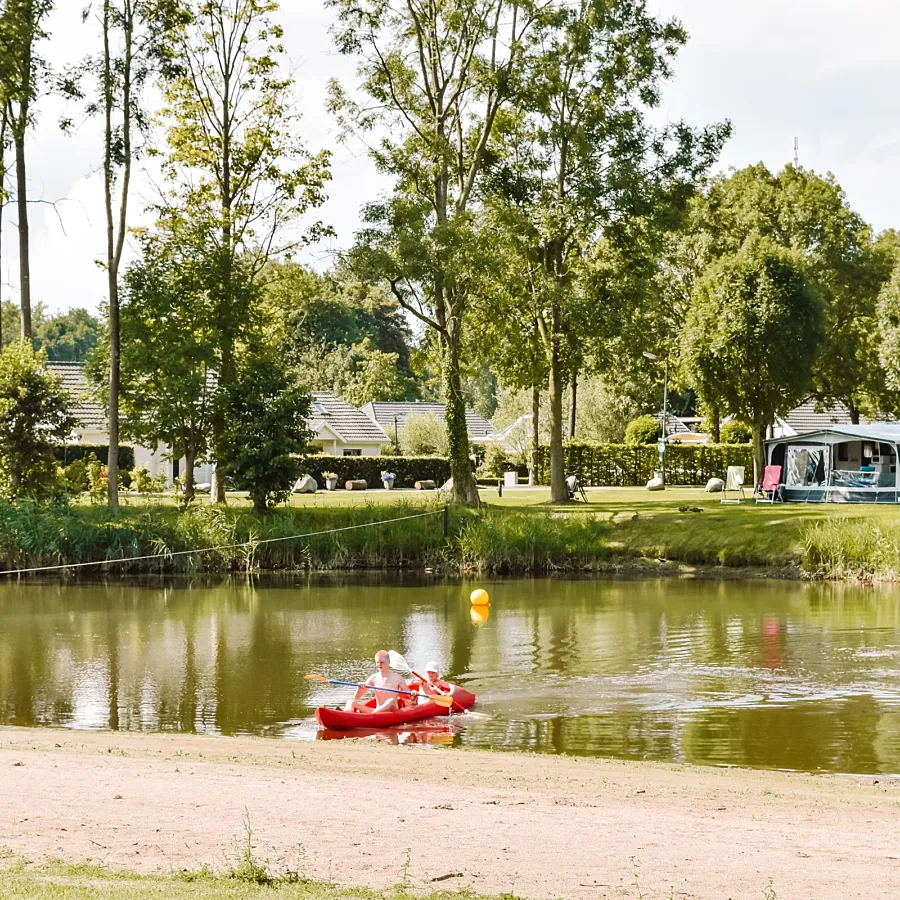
46,362,105,429
781,400,855,435
766,423,900,446
361,401,495,439
310,392,389,445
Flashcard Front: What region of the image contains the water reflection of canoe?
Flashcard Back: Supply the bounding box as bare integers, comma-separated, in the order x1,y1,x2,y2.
316,724,459,746
314,686,476,730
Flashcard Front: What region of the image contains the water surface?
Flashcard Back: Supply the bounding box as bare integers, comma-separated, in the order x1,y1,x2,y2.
1,576,899,774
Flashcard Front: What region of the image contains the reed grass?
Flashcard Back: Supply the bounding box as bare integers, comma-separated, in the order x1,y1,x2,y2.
0,495,898,579
803,517,900,581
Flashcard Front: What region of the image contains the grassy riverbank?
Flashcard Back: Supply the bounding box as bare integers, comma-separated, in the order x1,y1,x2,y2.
1,487,899,578
0,858,480,900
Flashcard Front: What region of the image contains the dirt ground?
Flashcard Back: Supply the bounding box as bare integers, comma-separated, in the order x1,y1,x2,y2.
0,727,898,899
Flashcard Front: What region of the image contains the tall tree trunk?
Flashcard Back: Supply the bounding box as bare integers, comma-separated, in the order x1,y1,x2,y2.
14,129,30,340
848,400,860,425
709,403,721,443
183,445,195,504
0,111,5,350
530,386,540,486
569,369,577,440
444,321,479,506
751,420,764,487
548,302,567,503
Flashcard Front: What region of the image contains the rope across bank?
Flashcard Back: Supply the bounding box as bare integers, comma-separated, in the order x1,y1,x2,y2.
0,508,449,577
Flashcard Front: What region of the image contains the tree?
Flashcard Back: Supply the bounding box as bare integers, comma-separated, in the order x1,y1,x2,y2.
218,352,311,515
874,262,900,419
685,240,825,480
685,164,891,421
159,0,331,503
32,306,99,361
0,341,75,499
329,0,552,507
85,0,184,509
480,0,728,501
111,226,218,504
0,0,54,339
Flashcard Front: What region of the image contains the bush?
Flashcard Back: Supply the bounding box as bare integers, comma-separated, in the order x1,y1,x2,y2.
400,412,449,456
63,459,89,494
534,442,753,487
624,415,659,446
297,455,451,489
720,419,752,444
54,444,136,470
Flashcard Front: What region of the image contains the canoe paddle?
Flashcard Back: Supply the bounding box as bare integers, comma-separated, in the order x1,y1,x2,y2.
304,674,454,707
388,650,487,718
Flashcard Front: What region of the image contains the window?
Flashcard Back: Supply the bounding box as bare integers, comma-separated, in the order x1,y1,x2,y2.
312,401,328,416
343,449,362,457
837,443,848,462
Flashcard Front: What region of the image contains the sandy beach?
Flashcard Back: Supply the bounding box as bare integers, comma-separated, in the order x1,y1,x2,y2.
0,727,897,899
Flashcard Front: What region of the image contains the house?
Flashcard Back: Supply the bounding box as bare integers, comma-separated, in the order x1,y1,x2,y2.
309,392,389,456
765,423,900,503
771,400,857,438
360,401,495,445
47,362,210,485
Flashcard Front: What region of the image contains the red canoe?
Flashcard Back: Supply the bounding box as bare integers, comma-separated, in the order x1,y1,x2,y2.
315,686,476,730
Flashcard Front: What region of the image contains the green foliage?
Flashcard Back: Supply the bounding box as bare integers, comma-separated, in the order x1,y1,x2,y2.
103,222,218,501
534,442,753,487
218,354,312,514
685,238,825,474
292,339,414,407
86,454,108,504
297,455,450,490
624,415,660,446
54,444,135,469
719,420,752,444
478,444,513,479
62,459,89,494
0,302,99,360
129,466,166,494
685,164,892,415
0,342,75,500
399,413,449,457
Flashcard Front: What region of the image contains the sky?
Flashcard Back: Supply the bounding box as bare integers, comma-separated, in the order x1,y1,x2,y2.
2,0,900,314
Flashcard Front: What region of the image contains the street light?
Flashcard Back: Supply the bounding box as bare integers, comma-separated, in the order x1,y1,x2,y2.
643,350,669,485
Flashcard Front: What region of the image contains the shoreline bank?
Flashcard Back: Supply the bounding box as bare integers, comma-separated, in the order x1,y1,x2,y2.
0,727,897,899
0,492,896,581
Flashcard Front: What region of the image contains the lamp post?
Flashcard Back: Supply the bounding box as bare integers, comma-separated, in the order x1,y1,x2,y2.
643,350,668,485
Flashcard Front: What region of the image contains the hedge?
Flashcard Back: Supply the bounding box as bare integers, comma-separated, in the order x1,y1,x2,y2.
534,442,754,487
54,444,136,470
297,455,451,489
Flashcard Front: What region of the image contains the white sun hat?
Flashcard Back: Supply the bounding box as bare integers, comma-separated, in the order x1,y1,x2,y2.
424,660,440,673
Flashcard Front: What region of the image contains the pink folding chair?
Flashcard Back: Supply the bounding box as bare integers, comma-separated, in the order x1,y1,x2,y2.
756,465,783,503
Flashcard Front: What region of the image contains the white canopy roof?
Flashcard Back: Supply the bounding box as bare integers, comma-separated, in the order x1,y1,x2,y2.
766,423,900,447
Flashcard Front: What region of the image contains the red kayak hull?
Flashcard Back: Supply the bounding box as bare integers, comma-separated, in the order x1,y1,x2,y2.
315,686,476,730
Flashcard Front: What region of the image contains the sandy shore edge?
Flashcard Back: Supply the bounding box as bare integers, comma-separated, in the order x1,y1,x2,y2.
0,727,897,899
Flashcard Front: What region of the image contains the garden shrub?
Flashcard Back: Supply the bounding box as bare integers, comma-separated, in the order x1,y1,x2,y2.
624,415,659,445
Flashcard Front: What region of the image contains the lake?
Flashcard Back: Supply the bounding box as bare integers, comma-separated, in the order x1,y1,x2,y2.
1,575,899,774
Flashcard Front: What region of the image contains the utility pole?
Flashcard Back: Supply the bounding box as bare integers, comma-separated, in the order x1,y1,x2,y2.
794,137,799,167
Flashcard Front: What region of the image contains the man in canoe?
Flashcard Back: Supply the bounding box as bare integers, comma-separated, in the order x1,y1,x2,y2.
344,649,413,714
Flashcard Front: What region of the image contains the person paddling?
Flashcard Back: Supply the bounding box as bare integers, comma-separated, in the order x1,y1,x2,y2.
344,650,412,714
416,661,451,704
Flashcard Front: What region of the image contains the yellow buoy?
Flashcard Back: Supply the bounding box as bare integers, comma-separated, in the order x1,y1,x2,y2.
470,588,490,606
470,605,490,626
